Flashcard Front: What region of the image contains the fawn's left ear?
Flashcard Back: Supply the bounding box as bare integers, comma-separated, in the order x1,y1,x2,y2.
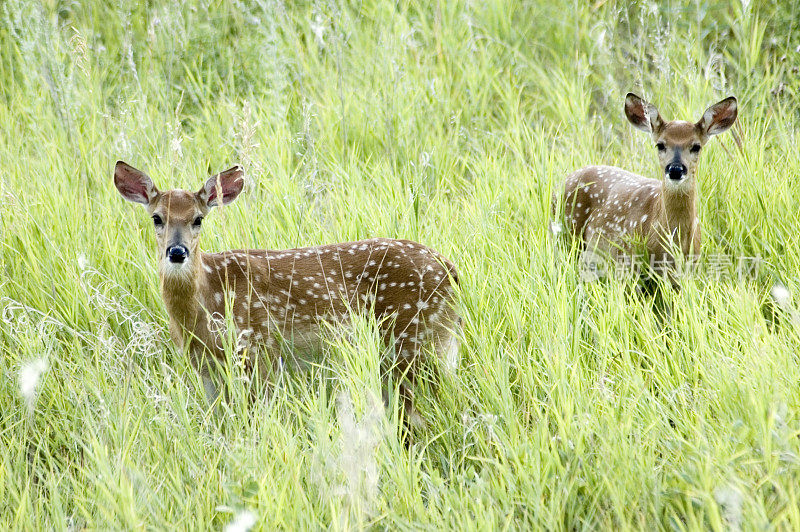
198,166,245,207
697,97,737,136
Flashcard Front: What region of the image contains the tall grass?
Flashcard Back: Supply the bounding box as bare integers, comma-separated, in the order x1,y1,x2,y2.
1,0,800,528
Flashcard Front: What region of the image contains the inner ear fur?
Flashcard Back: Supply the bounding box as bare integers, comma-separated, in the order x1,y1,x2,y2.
198,166,245,207
114,161,158,205
697,96,738,137
624,92,664,135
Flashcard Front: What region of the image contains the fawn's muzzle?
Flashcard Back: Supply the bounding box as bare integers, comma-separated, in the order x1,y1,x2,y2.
665,163,687,181
167,245,189,263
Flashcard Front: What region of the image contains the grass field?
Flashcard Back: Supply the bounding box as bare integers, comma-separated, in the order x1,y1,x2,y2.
2,0,800,529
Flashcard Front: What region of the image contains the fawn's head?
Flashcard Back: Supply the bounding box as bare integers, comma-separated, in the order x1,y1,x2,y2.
624,93,737,188
114,161,244,278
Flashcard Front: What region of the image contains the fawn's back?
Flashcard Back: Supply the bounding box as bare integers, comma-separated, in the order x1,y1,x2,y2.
561,164,686,256
195,238,459,366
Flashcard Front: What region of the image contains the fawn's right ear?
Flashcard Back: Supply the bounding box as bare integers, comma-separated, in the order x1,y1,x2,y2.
114,161,158,205
624,93,664,135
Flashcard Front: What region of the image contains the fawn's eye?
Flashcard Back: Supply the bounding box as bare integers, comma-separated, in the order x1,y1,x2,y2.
193,216,203,228
690,144,702,154
152,214,163,226
656,142,666,152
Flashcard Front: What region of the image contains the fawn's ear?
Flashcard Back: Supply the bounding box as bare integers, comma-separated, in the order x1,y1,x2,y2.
114,161,158,205
624,93,664,135
697,96,737,137
198,166,245,207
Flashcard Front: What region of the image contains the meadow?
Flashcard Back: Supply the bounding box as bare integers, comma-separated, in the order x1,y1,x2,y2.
2,0,800,529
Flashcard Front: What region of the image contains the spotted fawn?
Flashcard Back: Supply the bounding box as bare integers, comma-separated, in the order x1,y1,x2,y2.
114,161,459,426
557,93,737,276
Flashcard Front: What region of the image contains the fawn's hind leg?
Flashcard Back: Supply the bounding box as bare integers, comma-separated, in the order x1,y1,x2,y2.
388,309,461,430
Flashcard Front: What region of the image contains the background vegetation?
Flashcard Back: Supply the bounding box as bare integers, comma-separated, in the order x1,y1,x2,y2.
2,0,800,528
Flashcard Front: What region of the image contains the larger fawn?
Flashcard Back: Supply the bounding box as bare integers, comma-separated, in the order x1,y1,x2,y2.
557,93,737,275
113,161,459,425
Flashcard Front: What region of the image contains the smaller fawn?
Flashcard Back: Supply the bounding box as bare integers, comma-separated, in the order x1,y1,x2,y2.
114,161,459,426
557,93,737,277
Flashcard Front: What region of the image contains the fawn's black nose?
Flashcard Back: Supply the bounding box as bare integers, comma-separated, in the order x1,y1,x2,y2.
666,163,687,181
167,245,188,263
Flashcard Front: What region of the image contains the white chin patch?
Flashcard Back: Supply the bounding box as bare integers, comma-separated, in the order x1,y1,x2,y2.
664,174,690,188
161,260,191,277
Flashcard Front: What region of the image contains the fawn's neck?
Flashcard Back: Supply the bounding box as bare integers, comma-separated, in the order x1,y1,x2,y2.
658,182,698,250
159,253,208,332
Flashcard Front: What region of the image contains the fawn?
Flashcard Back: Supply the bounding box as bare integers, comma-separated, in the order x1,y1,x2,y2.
113,161,459,426
557,93,737,277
